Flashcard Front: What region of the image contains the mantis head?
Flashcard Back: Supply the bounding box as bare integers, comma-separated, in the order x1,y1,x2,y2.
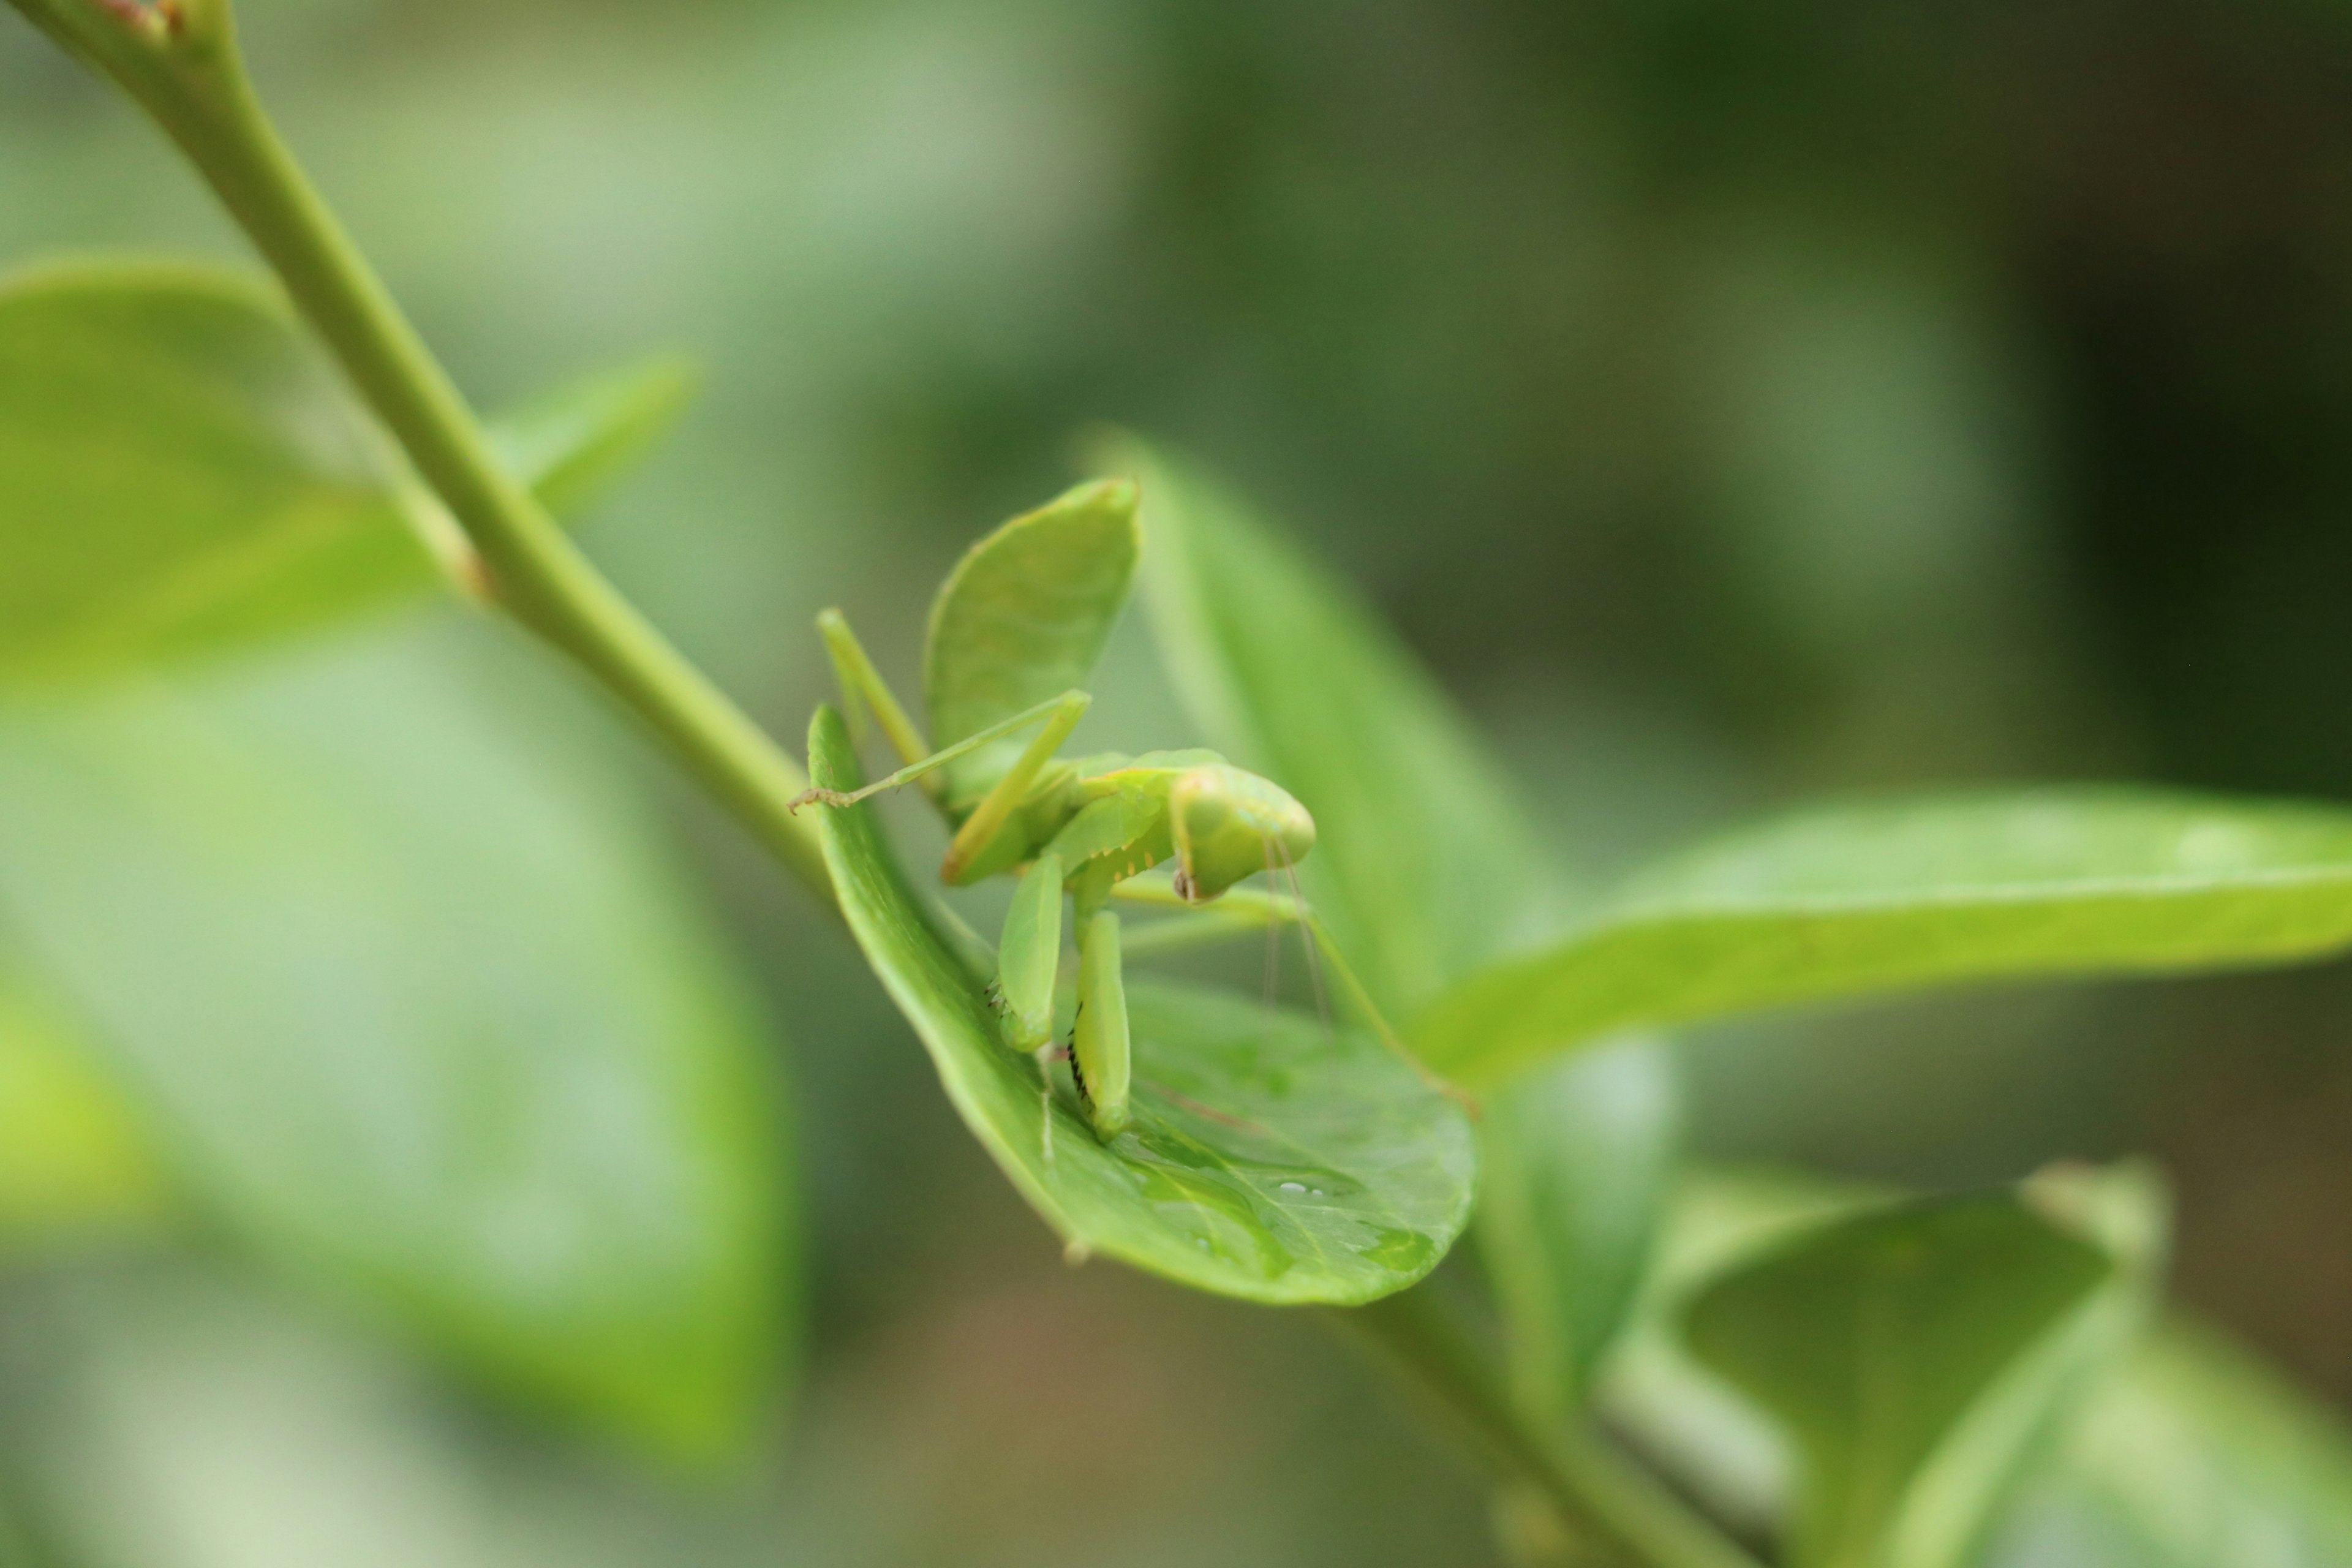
1169,764,1316,904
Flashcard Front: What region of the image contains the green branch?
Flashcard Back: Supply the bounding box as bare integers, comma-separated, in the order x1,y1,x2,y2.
1335,1288,1766,1568
6,0,834,906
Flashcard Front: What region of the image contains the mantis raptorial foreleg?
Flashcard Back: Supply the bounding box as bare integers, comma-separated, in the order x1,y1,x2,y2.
993,850,1064,1050
1070,907,1132,1139
938,690,1091,883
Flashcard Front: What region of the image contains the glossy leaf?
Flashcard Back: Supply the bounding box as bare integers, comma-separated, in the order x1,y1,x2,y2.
809,704,1476,1305
0,966,170,1252
1683,1193,2111,1568
0,632,788,1457
1119,438,1542,1015
0,258,693,687
1419,790,2352,1085
1477,1039,1683,1427
922,479,1140,813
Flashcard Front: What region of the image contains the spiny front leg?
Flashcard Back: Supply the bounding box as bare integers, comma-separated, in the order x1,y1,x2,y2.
1069,908,1132,1141
994,851,1064,1052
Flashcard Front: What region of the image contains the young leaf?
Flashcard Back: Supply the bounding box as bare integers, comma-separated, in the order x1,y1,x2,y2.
808,704,1476,1305
1681,1193,2113,1568
483,353,699,521
1116,439,1544,1015
0,967,170,1253
1477,1039,1683,1428
923,479,1140,813
0,259,693,687
1419,790,2352,1086
0,631,790,1458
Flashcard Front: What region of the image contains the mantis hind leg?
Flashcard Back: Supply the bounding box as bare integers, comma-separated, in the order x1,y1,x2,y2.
993,851,1063,1051
1069,908,1133,1141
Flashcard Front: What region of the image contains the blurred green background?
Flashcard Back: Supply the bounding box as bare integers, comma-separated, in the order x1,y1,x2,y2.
7,0,2352,1562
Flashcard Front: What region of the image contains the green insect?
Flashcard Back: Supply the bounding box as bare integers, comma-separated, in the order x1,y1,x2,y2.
791,477,1318,1142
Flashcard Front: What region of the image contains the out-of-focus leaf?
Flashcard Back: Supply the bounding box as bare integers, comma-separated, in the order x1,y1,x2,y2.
1615,1167,2171,1567
1681,1193,2111,1568
1603,1169,1893,1534
1994,1322,2352,1567
0,631,789,1458
1117,437,1542,1016
1477,1039,1682,1427
0,968,168,1252
481,354,699,521
0,260,412,684
922,478,1139,813
1419,790,2352,1085
0,259,694,687
1889,1165,2168,1568
808,704,1475,1305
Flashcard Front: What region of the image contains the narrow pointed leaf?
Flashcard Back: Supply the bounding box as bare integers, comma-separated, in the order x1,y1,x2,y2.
0,258,693,687
1420,790,2352,1085
483,353,699,520
0,633,790,1457
1118,438,1540,1014
809,704,1474,1305
923,479,1140,812
1682,1193,2112,1568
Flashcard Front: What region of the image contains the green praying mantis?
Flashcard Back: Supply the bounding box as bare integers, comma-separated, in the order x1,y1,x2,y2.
791,478,1322,1142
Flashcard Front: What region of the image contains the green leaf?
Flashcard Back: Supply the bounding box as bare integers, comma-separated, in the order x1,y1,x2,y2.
483,353,699,521
1117,438,1543,1015
1889,1164,2168,1568
0,258,693,688
0,631,789,1458
923,478,1140,813
1681,1193,2113,1568
1109,439,1673,1440
0,260,411,684
2002,1321,2352,1567
1419,790,2352,1086
1477,1039,1683,1427
808,704,1476,1305
0,966,170,1253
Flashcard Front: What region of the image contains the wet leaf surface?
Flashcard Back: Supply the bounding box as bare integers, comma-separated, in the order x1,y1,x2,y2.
809,705,1474,1305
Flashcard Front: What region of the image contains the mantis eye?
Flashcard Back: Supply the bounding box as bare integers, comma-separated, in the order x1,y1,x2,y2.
1170,766,1316,903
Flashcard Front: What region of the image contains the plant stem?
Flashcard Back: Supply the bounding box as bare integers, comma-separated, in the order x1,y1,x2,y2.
9,0,834,906
1334,1288,1765,1568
